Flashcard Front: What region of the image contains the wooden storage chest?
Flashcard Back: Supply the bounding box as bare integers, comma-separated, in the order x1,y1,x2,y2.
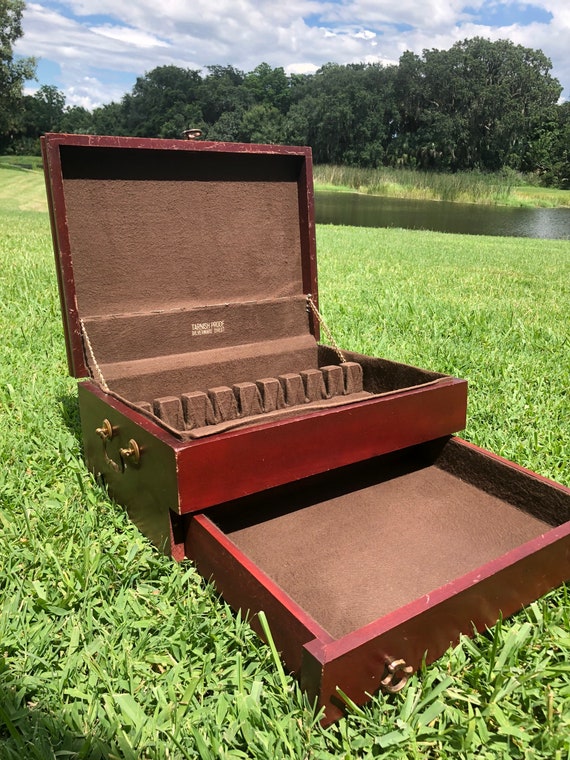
43,133,570,723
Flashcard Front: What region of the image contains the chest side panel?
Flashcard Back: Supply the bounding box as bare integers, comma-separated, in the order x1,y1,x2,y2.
78,382,181,556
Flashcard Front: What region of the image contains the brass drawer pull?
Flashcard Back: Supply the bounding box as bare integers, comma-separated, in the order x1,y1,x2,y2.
96,419,114,440
96,419,141,470
120,439,141,466
380,658,413,694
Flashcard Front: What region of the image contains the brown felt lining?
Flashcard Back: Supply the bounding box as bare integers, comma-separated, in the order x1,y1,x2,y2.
318,346,446,392
59,146,456,439
58,140,459,443
142,361,367,435
64,178,303,320
164,391,373,438
82,296,311,364
99,347,450,439
211,440,567,639
98,335,319,400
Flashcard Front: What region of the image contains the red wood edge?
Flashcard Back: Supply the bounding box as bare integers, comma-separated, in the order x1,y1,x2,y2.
42,135,89,378
42,132,315,377
42,132,313,157
177,375,466,446
81,374,466,442
175,377,468,512
41,136,72,376
301,524,570,723
187,513,333,674
82,375,466,452
298,150,319,340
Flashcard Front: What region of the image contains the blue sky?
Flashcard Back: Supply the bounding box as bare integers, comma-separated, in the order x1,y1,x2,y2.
16,1,569,110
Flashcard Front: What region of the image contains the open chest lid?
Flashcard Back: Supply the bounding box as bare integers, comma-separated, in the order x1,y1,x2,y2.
42,133,319,382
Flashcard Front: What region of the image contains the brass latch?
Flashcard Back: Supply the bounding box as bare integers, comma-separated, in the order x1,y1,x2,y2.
182,128,203,140
96,418,114,440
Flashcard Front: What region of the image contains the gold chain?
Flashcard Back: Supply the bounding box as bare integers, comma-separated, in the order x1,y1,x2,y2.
307,294,345,363
80,319,110,393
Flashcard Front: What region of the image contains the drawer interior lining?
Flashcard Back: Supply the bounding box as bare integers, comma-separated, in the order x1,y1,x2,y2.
210,444,563,639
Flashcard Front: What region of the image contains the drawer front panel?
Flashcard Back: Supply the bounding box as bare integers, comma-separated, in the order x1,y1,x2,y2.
176,378,467,513
183,437,570,724
302,525,570,723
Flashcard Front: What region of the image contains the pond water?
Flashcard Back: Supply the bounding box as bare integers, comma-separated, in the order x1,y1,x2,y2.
315,192,570,240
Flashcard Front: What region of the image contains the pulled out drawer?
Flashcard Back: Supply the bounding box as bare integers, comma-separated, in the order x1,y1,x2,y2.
186,436,570,724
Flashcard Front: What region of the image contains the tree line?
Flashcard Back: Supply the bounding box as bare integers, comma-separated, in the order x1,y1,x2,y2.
2,2,569,186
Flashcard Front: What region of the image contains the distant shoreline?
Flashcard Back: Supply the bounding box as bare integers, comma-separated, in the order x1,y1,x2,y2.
313,165,570,209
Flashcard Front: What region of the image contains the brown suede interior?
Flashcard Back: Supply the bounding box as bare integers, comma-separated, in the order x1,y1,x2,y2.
62,146,309,386
210,440,566,638
58,144,455,437
131,360,371,438
61,148,305,319
318,346,447,393
82,297,310,364
114,351,449,439
100,335,319,400
61,146,328,425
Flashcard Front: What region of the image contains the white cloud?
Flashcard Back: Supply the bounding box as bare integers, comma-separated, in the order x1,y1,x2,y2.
89,25,170,49
353,30,377,40
65,76,122,110
25,73,126,110
15,0,570,108
320,0,476,30
285,62,320,75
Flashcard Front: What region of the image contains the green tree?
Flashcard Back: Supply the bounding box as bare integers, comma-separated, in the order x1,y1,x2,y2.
243,63,291,114
456,38,560,170
294,62,395,166
0,0,36,150
240,103,287,144
393,38,562,171
9,83,65,153
532,101,570,188
121,65,204,138
91,101,127,136
201,65,248,124
206,110,245,141
23,84,64,131
281,101,310,146
60,104,93,135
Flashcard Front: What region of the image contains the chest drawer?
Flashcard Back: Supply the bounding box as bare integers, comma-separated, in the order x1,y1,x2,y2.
186,436,570,724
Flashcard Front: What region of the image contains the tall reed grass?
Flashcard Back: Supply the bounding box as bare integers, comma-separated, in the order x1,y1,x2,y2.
314,164,523,205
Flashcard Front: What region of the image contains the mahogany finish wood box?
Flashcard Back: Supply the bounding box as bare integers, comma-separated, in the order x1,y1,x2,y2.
43,133,570,723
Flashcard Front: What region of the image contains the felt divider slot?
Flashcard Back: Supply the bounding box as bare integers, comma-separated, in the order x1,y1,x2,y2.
137,362,365,434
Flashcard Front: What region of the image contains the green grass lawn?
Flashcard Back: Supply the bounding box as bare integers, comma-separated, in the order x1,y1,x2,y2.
0,170,569,758
0,166,48,213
